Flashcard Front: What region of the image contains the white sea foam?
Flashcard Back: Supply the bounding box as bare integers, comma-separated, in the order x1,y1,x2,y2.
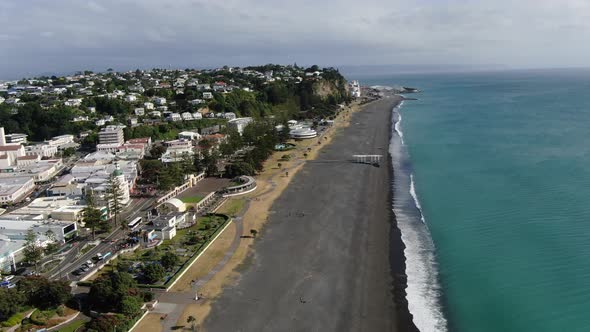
391,105,448,332
409,174,425,224
393,102,405,145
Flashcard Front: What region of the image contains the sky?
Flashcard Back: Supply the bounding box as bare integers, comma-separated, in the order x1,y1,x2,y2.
1,0,590,79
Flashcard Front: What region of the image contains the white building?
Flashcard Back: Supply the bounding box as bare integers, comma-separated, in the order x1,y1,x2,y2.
144,102,155,110
192,112,203,120
349,80,361,98
47,134,76,150
98,125,125,145
227,117,253,135
4,133,27,145
154,97,167,105
64,98,83,107
160,139,193,163
223,112,237,120
25,144,58,158
181,112,193,121
167,113,182,122
125,95,138,102
134,108,145,116
0,176,35,205
0,219,77,271
178,131,201,141
202,92,213,99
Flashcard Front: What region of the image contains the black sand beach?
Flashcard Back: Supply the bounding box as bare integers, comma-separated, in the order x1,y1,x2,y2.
203,94,418,332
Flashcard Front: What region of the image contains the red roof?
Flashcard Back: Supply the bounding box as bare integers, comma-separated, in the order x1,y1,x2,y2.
127,138,150,144
0,145,22,151
17,155,39,160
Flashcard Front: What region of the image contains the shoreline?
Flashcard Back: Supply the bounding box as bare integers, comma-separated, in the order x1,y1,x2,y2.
202,94,419,331
387,101,420,332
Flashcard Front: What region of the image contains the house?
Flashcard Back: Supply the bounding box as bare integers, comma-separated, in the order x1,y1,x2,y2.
134,108,145,116
167,113,181,122
64,98,83,107
228,117,253,134
72,116,89,122
154,97,167,105
202,92,213,99
223,112,237,120
149,111,161,118
197,84,211,91
128,117,138,126
0,97,5,104
178,131,201,141
188,99,204,106
144,102,155,110
181,112,193,121
125,95,137,102
192,112,203,120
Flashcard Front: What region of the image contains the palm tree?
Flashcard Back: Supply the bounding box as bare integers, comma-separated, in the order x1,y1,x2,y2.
187,315,196,332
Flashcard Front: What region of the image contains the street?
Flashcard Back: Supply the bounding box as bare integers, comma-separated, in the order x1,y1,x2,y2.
46,197,156,281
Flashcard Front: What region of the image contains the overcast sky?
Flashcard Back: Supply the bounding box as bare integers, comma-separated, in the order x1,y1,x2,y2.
1,0,590,79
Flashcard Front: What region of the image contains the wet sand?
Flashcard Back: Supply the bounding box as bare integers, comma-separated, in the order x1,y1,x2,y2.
204,94,418,332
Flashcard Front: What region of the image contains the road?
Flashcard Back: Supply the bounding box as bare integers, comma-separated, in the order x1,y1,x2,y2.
47,197,156,281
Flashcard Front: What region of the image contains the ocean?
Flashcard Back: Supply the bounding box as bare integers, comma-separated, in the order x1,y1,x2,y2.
353,69,590,332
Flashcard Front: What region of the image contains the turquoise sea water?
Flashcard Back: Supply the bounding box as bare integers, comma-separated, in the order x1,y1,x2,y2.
356,69,590,332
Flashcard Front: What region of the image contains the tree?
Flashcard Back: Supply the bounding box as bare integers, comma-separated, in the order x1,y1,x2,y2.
34,279,71,309
0,288,25,320
88,271,139,312
202,150,219,177
83,206,103,240
250,229,258,238
107,174,124,228
119,296,142,317
18,276,71,309
160,252,180,271
187,315,197,332
23,229,43,271
142,263,165,284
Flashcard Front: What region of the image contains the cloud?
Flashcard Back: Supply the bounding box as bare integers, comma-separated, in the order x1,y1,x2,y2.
2,0,590,78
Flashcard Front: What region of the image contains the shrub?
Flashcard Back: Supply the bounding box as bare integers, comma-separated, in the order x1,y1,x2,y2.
1,312,23,327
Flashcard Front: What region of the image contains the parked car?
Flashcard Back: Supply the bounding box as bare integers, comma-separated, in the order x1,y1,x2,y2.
3,275,14,282
85,260,94,267
6,283,16,289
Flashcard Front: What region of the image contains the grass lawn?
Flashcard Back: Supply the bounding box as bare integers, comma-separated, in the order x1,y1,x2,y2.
216,198,246,217
56,318,86,332
180,195,204,204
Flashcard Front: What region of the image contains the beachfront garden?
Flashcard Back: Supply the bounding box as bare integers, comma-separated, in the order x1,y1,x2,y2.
94,214,230,288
